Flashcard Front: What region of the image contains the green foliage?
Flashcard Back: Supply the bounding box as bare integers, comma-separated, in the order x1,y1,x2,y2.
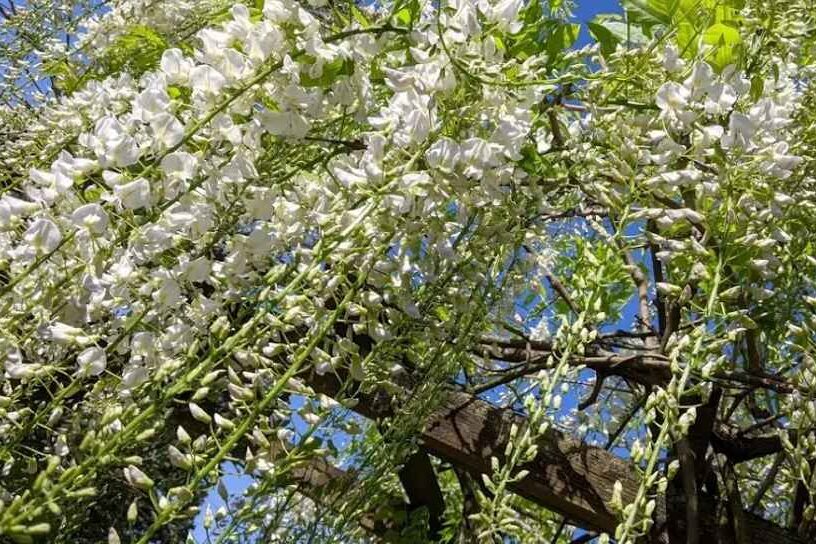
42,58,81,95
505,2,580,64
555,237,633,325
623,0,677,27
351,5,372,29
393,0,421,29
588,13,650,54
3,1,816,543
589,0,745,71
45,24,169,94
300,57,356,88
100,25,169,77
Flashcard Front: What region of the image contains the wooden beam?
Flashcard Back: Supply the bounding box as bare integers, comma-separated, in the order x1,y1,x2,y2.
171,398,409,540
285,455,406,537
303,370,805,543
397,451,446,537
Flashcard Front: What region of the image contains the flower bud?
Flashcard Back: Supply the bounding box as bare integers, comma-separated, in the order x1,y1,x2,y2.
210,316,230,339
127,500,138,523
189,402,212,424
123,465,154,490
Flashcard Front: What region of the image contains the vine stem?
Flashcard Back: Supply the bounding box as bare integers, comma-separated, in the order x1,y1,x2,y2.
619,256,722,542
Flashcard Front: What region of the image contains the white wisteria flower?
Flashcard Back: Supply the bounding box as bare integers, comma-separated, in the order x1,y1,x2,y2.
91,116,141,167
150,113,185,149
0,1,813,541
656,82,692,124
114,178,152,209
46,322,93,346
0,196,38,226
160,151,199,180
190,64,228,97
160,48,194,84
77,347,107,377
23,218,62,253
71,203,109,234
260,110,312,138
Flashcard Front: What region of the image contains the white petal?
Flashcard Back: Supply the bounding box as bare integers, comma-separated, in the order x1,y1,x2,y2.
115,178,151,210
151,113,185,149
190,65,227,95
160,152,199,180
160,48,193,84
24,218,62,253
77,347,107,377
260,110,311,138
71,203,109,234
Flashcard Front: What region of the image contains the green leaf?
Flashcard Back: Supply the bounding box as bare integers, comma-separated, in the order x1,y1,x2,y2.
492,35,506,52
508,22,548,61
588,20,620,57
647,0,681,22
504,0,546,60
521,0,543,25
714,6,739,23
351,5,371,28
591,14,648,47
622,0,675,26
703,22,741,46
676,20,700,57
546,22,581,60
43,59,80,94
249,7,264,23
83,186,103,202
564,23,581,48
300,58,355,88
703,22,742,70
394,7,412,27
434,306,451,322
101,25,168,77
676,0,702,23
749,75,764,102
392,0,420,29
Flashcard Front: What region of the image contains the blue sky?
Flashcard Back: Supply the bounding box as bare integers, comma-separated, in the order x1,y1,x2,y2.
573,0,621,21
573,0,623,46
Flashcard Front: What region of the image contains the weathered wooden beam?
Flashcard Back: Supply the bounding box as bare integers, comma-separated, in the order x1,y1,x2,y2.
172,397,409,541
303,370,805,543
421,385,634,532
397,451,445,537
711,430,782,463
285,455,406,537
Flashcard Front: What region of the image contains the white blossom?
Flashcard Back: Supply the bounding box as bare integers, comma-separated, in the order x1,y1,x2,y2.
0,1,812,539
150,113,185,149
92,116,140,167
77,347,107,377
190,64,228,96
71,203,109,234
160,151,199,181
160,48,194,84
115,178,152,209
260,110,311,138
23,218,62,253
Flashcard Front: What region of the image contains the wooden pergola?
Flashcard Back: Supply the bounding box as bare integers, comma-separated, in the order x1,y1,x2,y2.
294,365,802,543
